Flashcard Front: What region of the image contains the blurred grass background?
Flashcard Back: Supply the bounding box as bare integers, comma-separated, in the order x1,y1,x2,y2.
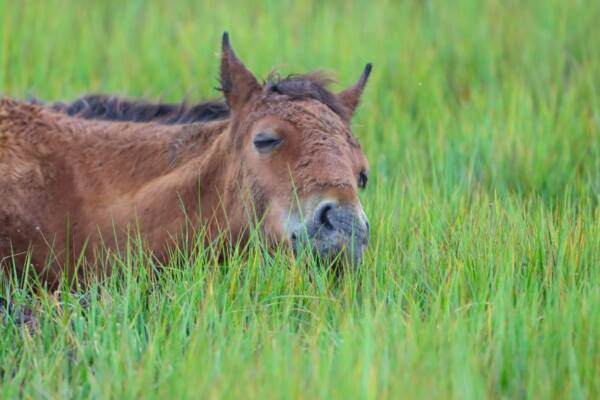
1,0,600,398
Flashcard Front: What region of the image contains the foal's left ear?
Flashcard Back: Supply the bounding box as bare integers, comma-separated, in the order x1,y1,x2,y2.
338,63,373,118
220,32,261,112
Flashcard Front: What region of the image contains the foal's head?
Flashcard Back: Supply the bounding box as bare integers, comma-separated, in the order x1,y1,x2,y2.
220,33,371,266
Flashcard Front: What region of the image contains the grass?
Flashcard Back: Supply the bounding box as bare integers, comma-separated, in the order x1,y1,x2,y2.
1,0,600,398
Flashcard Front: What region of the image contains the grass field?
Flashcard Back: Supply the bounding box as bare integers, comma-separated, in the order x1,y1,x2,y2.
1,0,600,398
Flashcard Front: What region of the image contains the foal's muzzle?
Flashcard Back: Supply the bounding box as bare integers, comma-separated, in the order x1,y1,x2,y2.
291,200,370,266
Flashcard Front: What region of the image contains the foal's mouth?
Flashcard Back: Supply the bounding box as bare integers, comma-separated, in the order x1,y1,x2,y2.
288,201,370,267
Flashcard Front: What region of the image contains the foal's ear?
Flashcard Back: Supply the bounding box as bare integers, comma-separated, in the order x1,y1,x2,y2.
338,63,373,118
220,32,261,111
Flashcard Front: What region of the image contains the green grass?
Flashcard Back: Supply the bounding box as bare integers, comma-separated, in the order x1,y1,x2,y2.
1,0,600,398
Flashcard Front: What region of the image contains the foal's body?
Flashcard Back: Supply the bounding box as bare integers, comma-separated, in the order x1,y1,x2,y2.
0,100,233,283
0,33,372,287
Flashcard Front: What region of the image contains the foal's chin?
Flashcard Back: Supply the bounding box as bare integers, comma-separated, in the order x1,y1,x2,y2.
290,231,368,270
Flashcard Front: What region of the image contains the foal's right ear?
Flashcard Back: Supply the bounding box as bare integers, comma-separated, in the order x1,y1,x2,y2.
220,32,261,112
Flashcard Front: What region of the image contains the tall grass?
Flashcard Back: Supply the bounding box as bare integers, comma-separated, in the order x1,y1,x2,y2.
1,0,600,398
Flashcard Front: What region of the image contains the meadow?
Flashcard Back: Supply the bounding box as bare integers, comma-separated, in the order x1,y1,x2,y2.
1,0,600,398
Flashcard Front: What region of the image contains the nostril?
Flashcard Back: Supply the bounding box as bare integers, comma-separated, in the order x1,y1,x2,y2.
316,202,335,230
365,220,370,233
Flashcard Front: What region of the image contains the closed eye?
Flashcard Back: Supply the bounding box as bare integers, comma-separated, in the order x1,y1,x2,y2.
253,132,283,153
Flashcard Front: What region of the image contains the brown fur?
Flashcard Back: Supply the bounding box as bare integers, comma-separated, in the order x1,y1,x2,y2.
0,33,372,287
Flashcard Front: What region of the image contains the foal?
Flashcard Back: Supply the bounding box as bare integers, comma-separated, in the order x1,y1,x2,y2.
0,33,372,286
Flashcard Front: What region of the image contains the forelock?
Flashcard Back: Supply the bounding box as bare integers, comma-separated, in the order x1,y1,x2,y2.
264,71,350,120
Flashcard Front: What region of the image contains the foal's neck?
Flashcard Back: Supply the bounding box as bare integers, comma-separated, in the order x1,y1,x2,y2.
146,119,240,243
77,117,232,190
79,117,239,248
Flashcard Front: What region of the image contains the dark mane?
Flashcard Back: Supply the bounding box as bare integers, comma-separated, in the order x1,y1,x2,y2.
265,71,349,119
39,71,347,125
44,95,230,125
